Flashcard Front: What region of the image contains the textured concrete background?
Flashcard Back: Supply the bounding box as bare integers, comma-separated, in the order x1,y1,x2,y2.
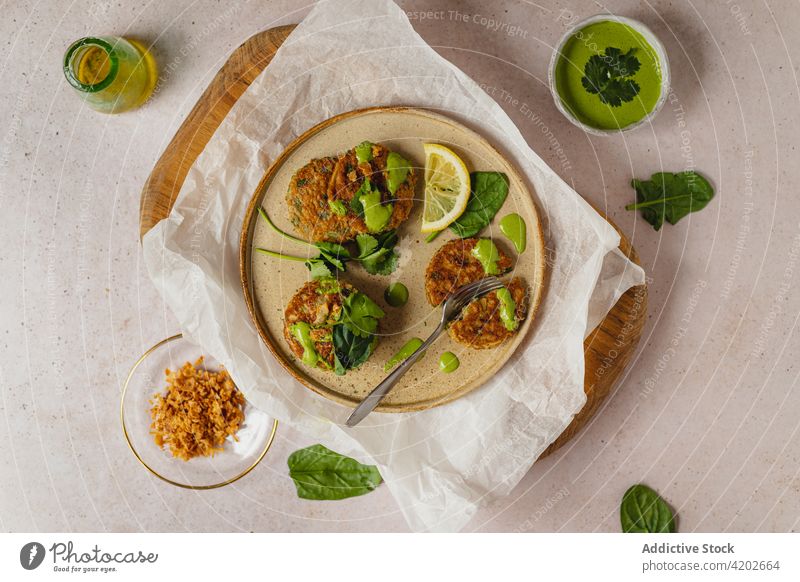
1,0,798,532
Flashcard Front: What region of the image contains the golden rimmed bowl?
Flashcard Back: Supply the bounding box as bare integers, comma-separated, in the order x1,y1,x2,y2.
121,334,278,489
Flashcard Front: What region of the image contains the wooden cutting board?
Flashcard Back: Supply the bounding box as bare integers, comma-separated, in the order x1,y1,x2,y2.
138,25,647,459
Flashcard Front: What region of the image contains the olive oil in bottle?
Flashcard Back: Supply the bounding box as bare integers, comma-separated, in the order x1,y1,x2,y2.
63,36,157,113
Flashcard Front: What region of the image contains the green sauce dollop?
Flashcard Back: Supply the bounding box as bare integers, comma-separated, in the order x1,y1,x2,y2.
290,322,319,367
439,352,460,373
384,282,409,307
384,337,424,372
499,213,526,253
360,189,393,233
386,152,411,195
496,287,518,331
471,239,501,275
355,141,374,163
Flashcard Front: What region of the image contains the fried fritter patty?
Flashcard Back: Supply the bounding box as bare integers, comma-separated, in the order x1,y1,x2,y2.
286,143,416,243
283,279,354,371
424,237,513,306
449,277,529,349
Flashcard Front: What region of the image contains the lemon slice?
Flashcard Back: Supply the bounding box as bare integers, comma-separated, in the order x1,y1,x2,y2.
421,143,471,233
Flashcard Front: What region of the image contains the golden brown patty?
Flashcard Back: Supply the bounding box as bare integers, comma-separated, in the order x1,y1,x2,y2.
283,279,354,371
449,277,529,349
285,143,416,243
424,237,513,306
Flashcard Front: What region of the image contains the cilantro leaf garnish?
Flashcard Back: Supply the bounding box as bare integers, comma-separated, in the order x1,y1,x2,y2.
581,47,641,107
355,231,399,276
305,258,333,279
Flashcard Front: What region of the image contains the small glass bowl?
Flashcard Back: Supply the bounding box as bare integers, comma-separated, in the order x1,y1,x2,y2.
548,13,671,136
121,334,277,489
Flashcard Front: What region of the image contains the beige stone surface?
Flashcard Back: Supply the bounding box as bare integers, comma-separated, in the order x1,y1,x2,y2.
1,0,798,532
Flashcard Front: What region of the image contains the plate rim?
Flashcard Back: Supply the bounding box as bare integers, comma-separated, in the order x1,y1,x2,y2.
239,105,547,412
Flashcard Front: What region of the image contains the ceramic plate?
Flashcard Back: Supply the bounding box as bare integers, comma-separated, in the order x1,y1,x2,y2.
240,107,546,412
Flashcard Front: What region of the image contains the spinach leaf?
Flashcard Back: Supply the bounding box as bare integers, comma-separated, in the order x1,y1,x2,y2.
355,231,400,275
332,324,377,375
342,291,385,337
626,171,715,230
449,172,509,238
287,444,382,500
620,484,676,533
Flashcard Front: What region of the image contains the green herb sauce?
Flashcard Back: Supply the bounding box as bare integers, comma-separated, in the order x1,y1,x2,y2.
290,322,319,367
355,141,374,163
499,213,526,253
384,282,408,307
495,287,518,331
360,189,393,233
384,337,424,372
438,352,460,373
471,239,501,275
386,152,410,195
554,20,662,130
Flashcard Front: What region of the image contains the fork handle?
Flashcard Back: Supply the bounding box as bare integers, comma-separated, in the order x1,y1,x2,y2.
345,322,446,427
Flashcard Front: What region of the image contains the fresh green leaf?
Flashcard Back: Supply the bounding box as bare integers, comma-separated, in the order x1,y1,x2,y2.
306,258,333,279
581,54,607,96
598,78,640,107
362,250,398,276
626,171,715,230
287,444,382,500
342,292,385,337
581,47,641,107
315,241,350,268
620,484,676,533
449,172,509,238
355,231,400,276
332,324,378,375
356,233,379,258
604,46,641,78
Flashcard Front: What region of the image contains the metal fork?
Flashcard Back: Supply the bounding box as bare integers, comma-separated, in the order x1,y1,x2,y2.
345,276,505,427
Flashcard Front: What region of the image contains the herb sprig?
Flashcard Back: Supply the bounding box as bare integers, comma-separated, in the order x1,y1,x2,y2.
581,47,641,107
255,208,400,278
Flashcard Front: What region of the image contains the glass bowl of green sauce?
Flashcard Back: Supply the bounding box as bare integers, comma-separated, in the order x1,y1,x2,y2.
549,14,670,135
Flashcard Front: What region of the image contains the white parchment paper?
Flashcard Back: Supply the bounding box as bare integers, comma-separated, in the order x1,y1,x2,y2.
143,0,645,532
